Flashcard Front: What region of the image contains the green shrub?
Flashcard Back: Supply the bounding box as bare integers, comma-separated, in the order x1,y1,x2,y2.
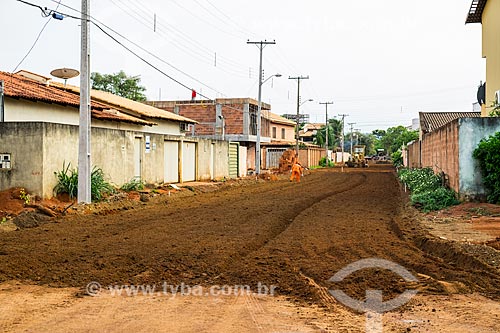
398,167,440,194
391,151,403,167
120,178,145,191
319,156,334,167
473,132,500,203
54,163,114,201
54,162,78,199
411,187,460,212
398,167,459,212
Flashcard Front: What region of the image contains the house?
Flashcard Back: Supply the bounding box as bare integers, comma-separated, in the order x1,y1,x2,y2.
299,123,324,144
147,98,288,170
466,0,500,115
0,71,234,198
406,111,500,200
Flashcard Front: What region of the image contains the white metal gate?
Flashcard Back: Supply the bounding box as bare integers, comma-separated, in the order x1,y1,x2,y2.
164,141,179,183
182,142,196,182
266,148,287,169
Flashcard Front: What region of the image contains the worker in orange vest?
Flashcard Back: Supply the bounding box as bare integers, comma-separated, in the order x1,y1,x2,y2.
290,161,304,182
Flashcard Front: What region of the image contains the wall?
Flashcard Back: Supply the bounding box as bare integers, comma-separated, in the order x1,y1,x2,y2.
407,117,500,200
420,120,460,193
482,0,500,114
0,122,44,194
407,140,421,168
458,117,500,199
0,122,231,198
269,122,295,142
298,147,326,168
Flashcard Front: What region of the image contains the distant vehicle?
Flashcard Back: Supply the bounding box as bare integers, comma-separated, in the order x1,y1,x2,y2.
346,145,369,168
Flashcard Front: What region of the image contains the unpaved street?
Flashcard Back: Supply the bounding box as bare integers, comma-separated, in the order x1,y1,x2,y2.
1,166,499,332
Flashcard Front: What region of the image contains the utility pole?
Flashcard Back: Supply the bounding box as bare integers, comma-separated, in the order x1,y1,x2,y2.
348,122,355,155
338,114,348,171
78,0,91,203
247,40,276,175
355,128,361,145
289,76,310,156
319,101,334,166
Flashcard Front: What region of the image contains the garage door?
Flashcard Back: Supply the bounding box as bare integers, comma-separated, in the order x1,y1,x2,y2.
228,142,239,178
164,141,179,183
182,142,196,182
266,148,287,169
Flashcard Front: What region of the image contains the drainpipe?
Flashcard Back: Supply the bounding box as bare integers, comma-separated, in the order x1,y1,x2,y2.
0,80,4,122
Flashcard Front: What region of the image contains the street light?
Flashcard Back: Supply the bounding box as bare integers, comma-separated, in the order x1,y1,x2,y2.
295,98,313,155
256,73,281,175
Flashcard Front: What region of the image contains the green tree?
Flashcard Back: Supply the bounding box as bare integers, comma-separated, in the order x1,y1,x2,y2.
91,71,147,101
377,126,418,154
357,133,376,155
313,118,343,148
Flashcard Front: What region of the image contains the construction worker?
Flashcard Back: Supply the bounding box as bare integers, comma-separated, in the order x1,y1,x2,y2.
290,161,304,182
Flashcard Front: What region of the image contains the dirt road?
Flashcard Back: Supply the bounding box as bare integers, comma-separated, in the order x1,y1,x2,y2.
1,165,499,332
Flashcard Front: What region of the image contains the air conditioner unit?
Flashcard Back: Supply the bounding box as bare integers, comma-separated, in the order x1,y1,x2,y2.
180,123,190,132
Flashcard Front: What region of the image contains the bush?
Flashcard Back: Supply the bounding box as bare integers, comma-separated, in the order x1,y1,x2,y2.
54,163,114,201
411,187,460,212
398,167,440,194
120,178,145,191
391,151,403,167
319,156,334,167
398,167,459,212
473,132,500,203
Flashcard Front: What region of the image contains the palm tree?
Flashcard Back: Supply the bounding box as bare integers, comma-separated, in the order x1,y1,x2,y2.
313,118,342,149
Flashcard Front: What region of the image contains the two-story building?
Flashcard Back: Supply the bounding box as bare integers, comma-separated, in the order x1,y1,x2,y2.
466,0,500,115
147,98,296,171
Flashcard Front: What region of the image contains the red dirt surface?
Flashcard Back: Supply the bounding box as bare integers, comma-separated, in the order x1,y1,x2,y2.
0,165,499,306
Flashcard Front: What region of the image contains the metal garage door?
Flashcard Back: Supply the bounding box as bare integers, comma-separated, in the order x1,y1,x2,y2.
182,142,196,182
228,142,239,178
266,148,287,169
164,141,179,183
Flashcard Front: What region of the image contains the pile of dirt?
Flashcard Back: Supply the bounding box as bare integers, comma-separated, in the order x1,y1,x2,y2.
12,211,52,229
0,188,27,218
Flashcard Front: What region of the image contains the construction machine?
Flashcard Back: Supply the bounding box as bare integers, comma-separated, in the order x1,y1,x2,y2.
346,145,369,168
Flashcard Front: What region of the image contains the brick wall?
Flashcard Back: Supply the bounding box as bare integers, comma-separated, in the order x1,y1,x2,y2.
409,120,460,193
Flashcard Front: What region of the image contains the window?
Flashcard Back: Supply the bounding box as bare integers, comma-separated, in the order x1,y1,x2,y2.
0,153,11,169
272,127,277,139
281,128,286,139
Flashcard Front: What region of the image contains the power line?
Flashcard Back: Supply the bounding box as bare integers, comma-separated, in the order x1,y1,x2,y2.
18,0,218,100
12,0,62,72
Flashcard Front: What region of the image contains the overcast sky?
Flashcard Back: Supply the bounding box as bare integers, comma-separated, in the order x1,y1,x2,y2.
2,0,484,132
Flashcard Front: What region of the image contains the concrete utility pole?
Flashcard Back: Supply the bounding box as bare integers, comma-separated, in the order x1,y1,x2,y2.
78,0,91,203
319,101,334,166
338,114,348,171
289,76,310,156
247,40,276,175
348,122,355,155
355,128,361,145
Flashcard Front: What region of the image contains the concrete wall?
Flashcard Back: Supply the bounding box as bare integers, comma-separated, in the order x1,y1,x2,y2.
0,122,44,194
269,122,295,141
0,122,231,198
458,117,500,199
482,0,500,114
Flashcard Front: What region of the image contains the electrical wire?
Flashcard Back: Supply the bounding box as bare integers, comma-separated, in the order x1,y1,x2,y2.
17,0,220,100
12,0,62,72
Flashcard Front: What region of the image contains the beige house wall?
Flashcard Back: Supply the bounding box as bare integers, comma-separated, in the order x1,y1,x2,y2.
482,0,500,115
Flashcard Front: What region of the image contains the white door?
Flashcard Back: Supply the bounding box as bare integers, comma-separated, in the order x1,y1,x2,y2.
134,137,142,178
182,142,196,182
164,141,179,183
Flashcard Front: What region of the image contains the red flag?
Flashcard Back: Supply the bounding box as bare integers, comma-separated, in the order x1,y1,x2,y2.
191,89,197,100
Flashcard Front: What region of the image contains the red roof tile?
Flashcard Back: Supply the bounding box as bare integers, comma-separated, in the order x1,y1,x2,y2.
0,71,153,125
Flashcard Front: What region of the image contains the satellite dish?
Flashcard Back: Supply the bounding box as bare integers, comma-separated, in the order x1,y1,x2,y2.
50,68,80,87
